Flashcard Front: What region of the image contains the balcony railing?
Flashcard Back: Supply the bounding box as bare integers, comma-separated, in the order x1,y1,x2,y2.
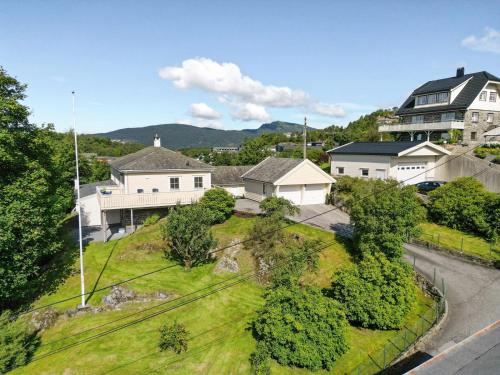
96,188,207,210
378,120,465,133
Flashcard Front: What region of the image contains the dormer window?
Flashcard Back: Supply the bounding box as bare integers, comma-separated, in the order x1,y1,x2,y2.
416,92,448,106
490,92,497,102
479,91,487,101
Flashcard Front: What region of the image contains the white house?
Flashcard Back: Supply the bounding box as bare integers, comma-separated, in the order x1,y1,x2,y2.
241,157,335,205
211,165,253,197
328,141,451,185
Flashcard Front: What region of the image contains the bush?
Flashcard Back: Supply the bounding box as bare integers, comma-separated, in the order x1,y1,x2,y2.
160,204,217,269
0,311,40,373
249,342,271,375
158,321,188,354
199,188,235,224
331,253,416,329
143,214,160,226
427,177,492,237
349,179,425,260
252,285,348,371
259,196,299,218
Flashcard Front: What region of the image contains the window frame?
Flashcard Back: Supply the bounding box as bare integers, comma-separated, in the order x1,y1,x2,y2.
360,168,369,177
194,176,203,189
487,113,494,123
471,112,479,123
170,177,180,191
471,131,477,141
490,92,497,102
479,91,487,101
152,188,159,193
137,188,144,194
336,167,344,175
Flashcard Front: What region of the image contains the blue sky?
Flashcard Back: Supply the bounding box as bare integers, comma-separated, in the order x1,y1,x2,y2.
1,1,499,133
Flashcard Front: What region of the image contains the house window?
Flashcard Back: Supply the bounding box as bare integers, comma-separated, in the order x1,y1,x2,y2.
479,91,487,101
487,113,494,123
360,168,369,177
471,112,479,123
137,188,144,193
471,132,477,141
427,93,437,104
337,167,344,175
441,112,455,121
412,115,424,124
490,92,497,102
416,96,428,105
152,188,159,193
437,92,449,103
194,176,203,189
170,177,180,190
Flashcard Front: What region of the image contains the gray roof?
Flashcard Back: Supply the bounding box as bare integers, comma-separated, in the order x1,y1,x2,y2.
397,71,500,116
109,146,212,172
212,166,254,186
80,180,116,198
328,141,424,156
241,157,303,183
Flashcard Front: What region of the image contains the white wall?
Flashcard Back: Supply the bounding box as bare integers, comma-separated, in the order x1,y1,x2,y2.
125,171,211,194
450,79,471,103
468,82,500,112
220,185,245,197
80,195,120,226
331,154,392,179
244,180,275,202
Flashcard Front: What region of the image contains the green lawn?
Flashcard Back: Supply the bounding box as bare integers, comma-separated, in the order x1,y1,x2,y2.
418,222,500,261
12,216,433,374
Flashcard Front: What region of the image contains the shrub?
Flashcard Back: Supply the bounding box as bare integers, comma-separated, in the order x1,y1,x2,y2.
349,179,425,260
158,321,188,354
427,177,491,237
252,285,348,371
259,196,299,218
160,204,217,269
199,188,235,224
143,214,160,226
0,311,40,373
331,253,416,329
249,342,271,375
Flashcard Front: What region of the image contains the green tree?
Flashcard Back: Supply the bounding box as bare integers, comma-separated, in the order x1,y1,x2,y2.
160,205,217,269
331,253,416,329
158,321,189,354
427,177,492,238
259,196,299,218
237,137,271,165
0,310,40,373
199,188,235,224
252,285,348,371
349,179,424,260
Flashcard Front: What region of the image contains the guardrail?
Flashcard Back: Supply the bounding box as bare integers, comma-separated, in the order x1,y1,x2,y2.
378,121,465,133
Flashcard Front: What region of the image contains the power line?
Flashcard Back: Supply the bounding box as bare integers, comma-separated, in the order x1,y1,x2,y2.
16,144,489,317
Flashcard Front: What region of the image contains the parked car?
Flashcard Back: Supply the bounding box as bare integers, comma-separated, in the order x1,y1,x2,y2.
415,181,446,194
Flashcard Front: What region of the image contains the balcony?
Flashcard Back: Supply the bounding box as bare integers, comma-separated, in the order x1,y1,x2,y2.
96,188,207,210
378,120,465,133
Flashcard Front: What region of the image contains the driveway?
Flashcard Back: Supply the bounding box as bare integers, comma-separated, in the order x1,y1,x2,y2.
235,198,500,358
235,199,351,236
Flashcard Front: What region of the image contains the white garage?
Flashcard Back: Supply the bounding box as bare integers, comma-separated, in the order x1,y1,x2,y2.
242,157,335,205
395,163,427,185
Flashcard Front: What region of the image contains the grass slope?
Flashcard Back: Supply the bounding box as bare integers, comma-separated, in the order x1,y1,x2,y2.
12,216,432,374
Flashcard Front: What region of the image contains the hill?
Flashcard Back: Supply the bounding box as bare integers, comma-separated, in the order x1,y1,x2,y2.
93,121,311,149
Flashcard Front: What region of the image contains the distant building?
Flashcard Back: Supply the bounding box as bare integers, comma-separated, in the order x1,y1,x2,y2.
212,146,240,153
306,141,325,148
275,142,298,152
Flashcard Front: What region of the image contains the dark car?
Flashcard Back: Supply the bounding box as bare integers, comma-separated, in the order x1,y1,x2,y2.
415,181,446,194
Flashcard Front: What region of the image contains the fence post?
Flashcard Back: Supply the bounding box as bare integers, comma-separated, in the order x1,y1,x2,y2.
433,268,436,285
461,237,464,251
413,255,416,268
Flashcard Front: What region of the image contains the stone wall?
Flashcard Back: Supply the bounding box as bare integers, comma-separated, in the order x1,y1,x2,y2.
121,207,170,227
463,110,500,144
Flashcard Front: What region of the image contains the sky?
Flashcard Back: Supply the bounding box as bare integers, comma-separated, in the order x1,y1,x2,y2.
1,0,499,134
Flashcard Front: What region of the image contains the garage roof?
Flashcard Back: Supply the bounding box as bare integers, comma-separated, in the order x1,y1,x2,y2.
241,157,303,183
328,142,424,156
212,165,254,186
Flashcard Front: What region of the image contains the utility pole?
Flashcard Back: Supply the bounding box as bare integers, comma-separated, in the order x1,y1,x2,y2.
303,116,307,159
72,91,86,309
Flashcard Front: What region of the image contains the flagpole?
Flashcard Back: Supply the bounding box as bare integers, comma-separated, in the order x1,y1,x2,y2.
72,91,86,308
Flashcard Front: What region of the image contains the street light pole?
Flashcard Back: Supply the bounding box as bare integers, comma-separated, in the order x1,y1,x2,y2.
72,91,86,308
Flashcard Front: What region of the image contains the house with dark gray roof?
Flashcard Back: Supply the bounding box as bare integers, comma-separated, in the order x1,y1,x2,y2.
79,135,215,239
241,157,335,205
327,141,450,184
379,68,500,144
211,166,253,197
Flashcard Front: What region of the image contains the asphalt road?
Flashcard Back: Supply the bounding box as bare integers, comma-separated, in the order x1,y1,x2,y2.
235,199,500,356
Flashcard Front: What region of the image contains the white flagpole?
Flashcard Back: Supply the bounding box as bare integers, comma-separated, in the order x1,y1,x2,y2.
72,91,86,308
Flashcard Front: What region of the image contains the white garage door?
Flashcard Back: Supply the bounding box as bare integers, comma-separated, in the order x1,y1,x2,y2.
302,184,325,205
396,163,426,185
277,185,302,205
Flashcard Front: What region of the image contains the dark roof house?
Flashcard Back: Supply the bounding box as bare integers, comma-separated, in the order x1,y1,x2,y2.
241,157,303,183
212,166,253,186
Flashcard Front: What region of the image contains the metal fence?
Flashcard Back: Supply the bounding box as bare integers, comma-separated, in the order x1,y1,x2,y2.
348,288,445,374
419,232,500,260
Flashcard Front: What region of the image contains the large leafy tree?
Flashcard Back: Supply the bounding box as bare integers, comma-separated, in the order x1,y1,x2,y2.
0,67,65,309
331,253,416,329
349,179,424,260
160,204,218,269
251,285,348,371
199,187,235,224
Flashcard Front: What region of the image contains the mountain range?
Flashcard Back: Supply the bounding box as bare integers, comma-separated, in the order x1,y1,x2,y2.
93,121,315,149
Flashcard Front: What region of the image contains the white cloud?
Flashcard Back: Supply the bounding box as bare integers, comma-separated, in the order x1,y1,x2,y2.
231,103,270,122
188,102,221,119
462,27,500,54
311,103,346,118
159,57,309,107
